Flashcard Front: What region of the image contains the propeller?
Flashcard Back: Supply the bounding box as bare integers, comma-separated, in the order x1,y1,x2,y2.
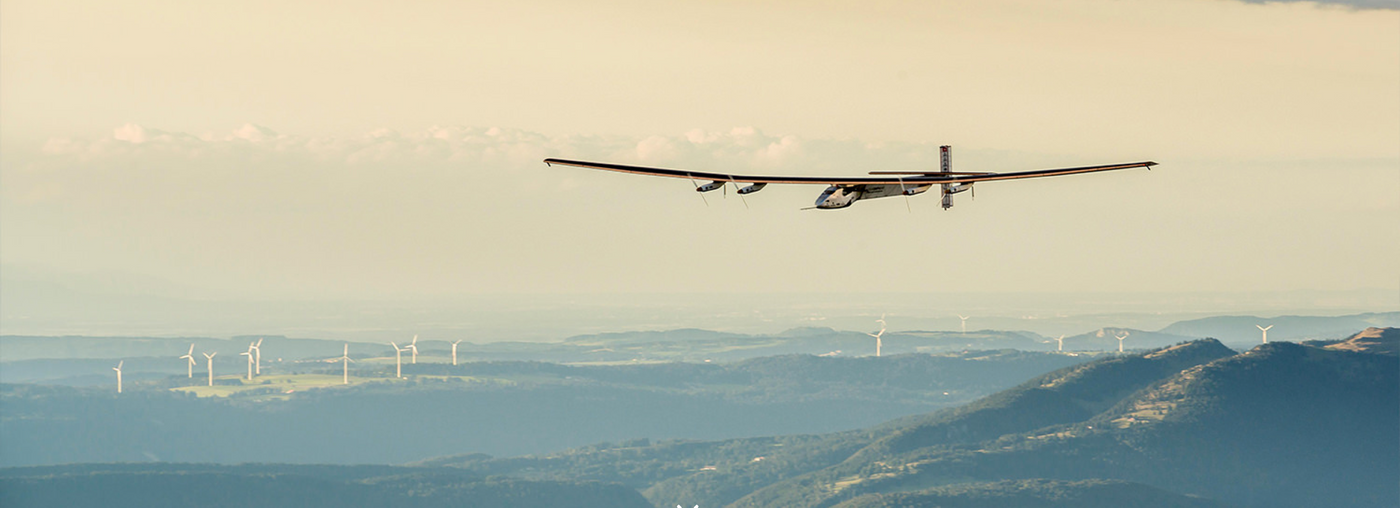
728,176,748,209
687,174,709,207
897,176,911,213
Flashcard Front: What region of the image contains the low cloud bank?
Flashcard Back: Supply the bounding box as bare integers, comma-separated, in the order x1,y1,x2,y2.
35,124,953,174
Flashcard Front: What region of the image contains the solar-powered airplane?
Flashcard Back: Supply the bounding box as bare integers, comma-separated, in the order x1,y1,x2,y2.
544,146,1156,210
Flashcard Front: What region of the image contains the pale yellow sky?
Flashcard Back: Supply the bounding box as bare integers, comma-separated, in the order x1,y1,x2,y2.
1,0,1397,302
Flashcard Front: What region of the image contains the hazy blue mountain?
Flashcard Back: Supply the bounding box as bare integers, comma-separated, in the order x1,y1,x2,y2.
853,339,1236,459
731,341,1397,508
0,328,1071,384
1158,312,1400,344
1056,327,1197,352
449,337,1396,508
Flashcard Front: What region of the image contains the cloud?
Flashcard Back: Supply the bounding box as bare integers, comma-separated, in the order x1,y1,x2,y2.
30,124,968,174
1228,0,1399,10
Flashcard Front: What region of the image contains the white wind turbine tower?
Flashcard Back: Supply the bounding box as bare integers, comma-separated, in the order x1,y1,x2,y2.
407,335,419,364
338,344,354,385
1256,324,1273,344
180,344,196,378
1115,331,1130,353
390,341,405,378
252,338,264,375
113,361,123,394
866,315,887,357
1052,335,1066,352
958,315,969,334
240,346,254,381
452,340,463,366
203,352,217,386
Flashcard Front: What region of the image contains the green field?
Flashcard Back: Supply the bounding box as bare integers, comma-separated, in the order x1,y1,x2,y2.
171,373,387,398
168,371,518,399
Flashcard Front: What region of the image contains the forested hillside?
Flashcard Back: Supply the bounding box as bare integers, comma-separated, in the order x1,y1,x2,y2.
449,337,1397,508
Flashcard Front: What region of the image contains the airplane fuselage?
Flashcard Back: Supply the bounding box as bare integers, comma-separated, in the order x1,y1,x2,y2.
814,183,932,209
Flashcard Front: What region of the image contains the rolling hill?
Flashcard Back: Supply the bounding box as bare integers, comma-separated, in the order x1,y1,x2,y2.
446,335,1397,508
1158,312,1399,345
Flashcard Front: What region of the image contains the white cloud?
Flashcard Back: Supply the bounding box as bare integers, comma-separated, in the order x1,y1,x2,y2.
112,123,150,144
28,124,968,174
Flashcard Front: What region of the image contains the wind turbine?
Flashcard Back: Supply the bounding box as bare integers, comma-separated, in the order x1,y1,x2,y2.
1256,324,1273,344
240,346,254,381
251,338,264,375
407,335,419,364
866,314,887,357
179,344,196,378
1115,331,1130,353
113,361,123,394
451,340,463,366
203,352,217,386
958,315,969,334
338,344,354,385
1050,335,1066,352
390,341,404,378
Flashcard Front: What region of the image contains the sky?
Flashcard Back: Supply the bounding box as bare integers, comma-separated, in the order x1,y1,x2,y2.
2,0,1397,319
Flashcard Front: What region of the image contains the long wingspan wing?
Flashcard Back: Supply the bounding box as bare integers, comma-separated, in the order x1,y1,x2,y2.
543,158,1156,185
544,158,878,185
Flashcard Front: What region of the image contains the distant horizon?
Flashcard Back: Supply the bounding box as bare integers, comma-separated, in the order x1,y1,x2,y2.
3,275,1393,341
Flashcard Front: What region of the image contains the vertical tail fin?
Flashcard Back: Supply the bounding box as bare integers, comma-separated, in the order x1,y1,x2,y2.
940,145,954,210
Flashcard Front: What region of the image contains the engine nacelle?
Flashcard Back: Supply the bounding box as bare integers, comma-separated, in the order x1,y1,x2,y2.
941,182,972,210
738,183,767,195
695,181,724,192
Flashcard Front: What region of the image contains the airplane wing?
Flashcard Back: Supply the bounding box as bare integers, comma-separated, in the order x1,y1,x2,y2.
543,158,1157,185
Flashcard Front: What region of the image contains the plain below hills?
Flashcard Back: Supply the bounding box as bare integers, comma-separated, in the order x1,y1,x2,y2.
0,350,1090,466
